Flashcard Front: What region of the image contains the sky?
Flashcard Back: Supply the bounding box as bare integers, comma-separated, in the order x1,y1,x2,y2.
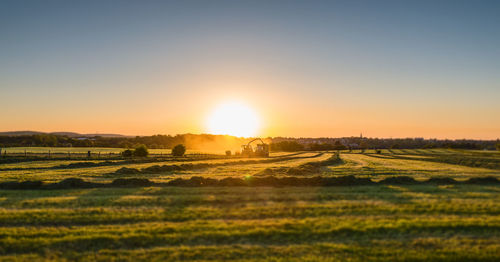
1,0,499,139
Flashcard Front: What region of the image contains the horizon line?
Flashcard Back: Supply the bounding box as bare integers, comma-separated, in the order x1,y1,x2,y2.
0,130,498,141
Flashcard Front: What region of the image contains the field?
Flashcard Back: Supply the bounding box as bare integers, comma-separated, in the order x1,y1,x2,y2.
1,148,499,261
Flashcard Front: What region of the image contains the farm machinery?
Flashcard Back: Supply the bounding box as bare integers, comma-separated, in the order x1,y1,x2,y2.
241,138,269,157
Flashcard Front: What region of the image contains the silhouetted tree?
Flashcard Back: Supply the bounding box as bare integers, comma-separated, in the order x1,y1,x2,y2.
359,141,368,153
133,144,149,157
172,144,186,156
333,140,347,150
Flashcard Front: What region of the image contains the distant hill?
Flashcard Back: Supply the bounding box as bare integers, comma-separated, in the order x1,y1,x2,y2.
49,132,83,137
0,131,45,136
0,131,126,138
79,133,127,138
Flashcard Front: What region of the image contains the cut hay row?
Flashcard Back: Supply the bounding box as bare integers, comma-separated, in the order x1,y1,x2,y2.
1,175,498,190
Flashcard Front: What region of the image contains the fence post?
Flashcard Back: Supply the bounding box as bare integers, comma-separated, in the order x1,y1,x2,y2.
48,150,51,159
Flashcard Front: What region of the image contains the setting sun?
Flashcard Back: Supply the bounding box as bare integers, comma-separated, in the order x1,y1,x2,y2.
206,101,260,137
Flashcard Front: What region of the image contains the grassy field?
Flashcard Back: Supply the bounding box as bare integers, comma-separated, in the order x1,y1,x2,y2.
0,148,499,261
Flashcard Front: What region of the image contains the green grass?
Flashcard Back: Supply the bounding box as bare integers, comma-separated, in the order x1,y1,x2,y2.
0,149,499,261
0,185,499,261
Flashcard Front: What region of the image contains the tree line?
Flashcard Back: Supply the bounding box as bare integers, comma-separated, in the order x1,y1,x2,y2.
0,133,252,150
0,133,498,151
272,137,499,151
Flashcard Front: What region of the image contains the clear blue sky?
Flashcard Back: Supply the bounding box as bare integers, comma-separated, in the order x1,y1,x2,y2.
1,0,499,139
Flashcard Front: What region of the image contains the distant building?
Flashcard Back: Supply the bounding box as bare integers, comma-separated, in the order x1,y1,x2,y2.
349,143,359,149
75,137,96,141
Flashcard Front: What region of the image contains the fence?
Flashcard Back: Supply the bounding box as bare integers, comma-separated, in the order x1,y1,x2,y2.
0,149,217,161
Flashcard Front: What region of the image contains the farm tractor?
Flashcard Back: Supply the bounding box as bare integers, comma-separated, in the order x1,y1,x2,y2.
241,138,269,157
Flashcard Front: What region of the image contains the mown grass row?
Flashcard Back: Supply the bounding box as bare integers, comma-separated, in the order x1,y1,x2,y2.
1,174,499,190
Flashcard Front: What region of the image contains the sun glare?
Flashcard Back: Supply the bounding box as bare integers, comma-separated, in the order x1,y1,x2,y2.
206,101,260,137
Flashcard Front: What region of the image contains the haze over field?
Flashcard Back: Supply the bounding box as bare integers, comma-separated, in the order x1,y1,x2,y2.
1,0,499,139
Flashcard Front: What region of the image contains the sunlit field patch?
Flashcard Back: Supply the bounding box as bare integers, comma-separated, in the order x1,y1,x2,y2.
0,149,499,260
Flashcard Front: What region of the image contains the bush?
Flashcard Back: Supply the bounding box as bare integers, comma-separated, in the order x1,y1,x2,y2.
121,149,133,157
380,176,417,185
133,144,149,157
114,167,141,174
172,144,186,157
